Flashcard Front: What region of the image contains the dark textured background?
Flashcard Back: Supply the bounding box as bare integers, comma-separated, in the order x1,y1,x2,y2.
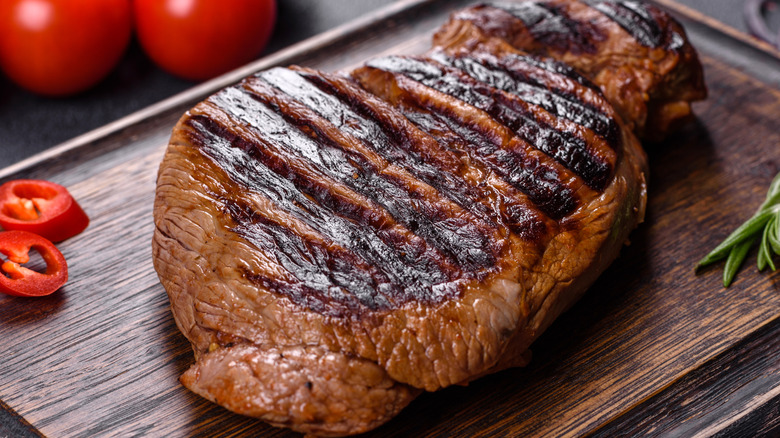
0,0,769,168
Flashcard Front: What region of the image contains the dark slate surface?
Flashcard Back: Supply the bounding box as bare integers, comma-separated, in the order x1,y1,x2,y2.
0,0,764,169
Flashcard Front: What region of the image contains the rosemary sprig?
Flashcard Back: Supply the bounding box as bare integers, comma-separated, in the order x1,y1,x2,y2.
697,172,780,287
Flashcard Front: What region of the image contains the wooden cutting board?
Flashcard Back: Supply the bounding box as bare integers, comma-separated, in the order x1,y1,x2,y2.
1,1,779,436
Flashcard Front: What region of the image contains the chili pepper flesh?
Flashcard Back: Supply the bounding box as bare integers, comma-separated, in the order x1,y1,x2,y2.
0,230,68,297
0,179,89,242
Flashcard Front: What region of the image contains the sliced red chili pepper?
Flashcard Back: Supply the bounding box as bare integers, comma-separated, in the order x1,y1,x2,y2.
0,179,89,242
0,230,68,297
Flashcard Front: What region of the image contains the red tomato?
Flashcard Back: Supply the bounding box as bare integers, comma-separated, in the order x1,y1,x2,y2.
0,0,132,97
133,0,276,81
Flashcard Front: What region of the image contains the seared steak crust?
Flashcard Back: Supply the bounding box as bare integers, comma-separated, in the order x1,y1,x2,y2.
152,1,702,436
360,55,618,190
435,0,707,140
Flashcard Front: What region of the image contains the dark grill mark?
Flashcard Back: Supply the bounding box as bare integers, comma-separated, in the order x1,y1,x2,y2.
354,67,580,220
227,80,500,271
230,201,393,317
512,53,599,91
366,56,613,190
433,116,579,221
433,52,620,146
292,68,552,241
489,1,605,54
584,0,663,48
251,68,497,228
402,108,564,238
208,86,502,269
184,113,467,316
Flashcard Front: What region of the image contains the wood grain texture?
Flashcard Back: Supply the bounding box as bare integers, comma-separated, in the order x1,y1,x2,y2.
589,318,780,437
1,1,779,437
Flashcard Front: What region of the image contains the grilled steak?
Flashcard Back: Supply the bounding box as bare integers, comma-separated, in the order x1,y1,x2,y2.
152,1,705,436
434,0,707,140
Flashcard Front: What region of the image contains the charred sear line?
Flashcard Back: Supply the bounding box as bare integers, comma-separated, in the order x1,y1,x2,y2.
372,76,578,220
229,200,465,318
514,53,600,91
402,109,556,240
584,0,663,48
254,68,498,229
434,52,620,147
489,90,612,190
235,75,499,271
488,2,604,54
183,114,467,314
367,56,611,190
228,201,387,318
294,68,553,242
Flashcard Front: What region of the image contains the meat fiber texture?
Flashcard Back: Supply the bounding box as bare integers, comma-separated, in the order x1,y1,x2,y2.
152,1,705,436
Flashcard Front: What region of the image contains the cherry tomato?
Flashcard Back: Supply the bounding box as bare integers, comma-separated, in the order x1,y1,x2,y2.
0,0,132,97
133,0,277,81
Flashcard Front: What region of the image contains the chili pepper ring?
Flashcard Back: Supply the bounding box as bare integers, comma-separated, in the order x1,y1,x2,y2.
0,179,89,242
0,230,68,297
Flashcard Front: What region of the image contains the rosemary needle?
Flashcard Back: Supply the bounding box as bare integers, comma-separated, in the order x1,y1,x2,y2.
758,215,777,272
697,171,780,287
723,239,753,287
